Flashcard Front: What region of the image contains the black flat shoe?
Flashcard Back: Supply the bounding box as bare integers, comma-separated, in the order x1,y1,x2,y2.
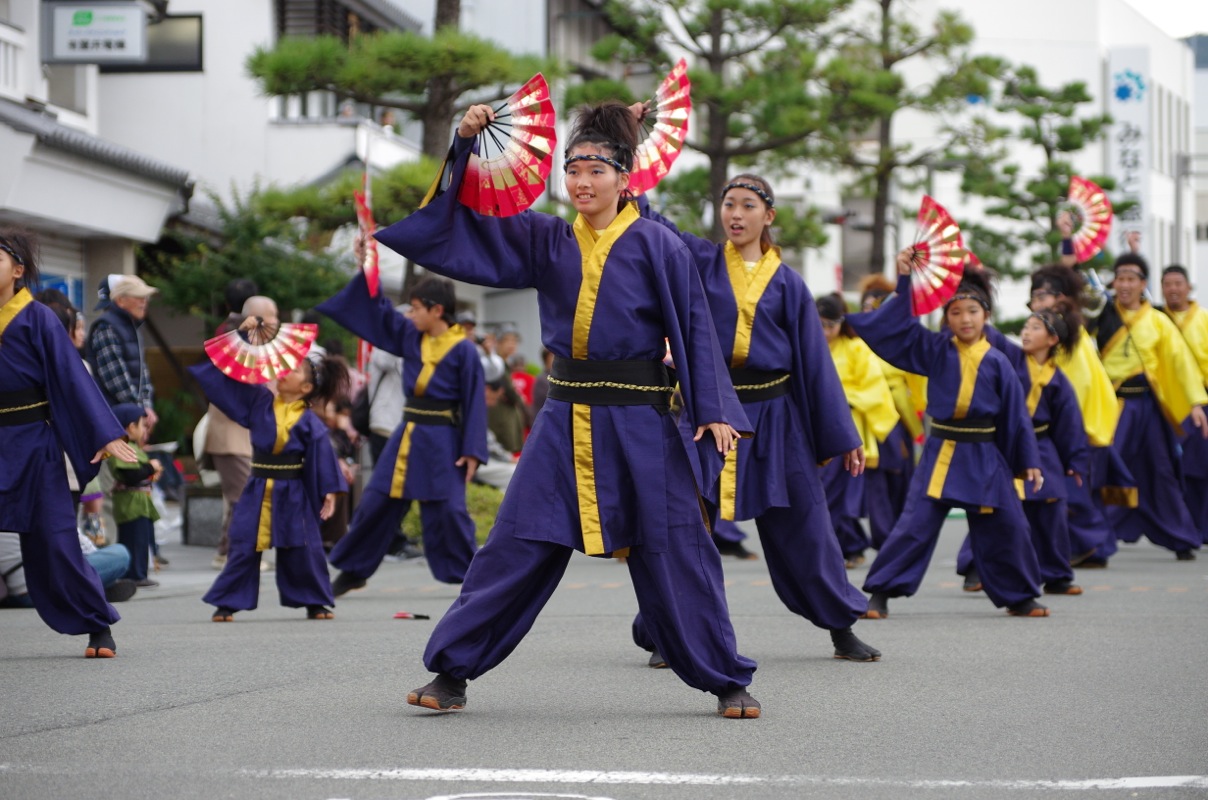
307,606,335,620
407,673,467,711
831,627,881,661
1006,599,1050,617
862,593,889,619
85,627,116,658
962,566,983,592
716,687,761,718
332,572,368,597
647,649,668,669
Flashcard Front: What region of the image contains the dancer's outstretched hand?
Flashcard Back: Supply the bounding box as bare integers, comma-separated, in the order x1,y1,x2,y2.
92,438,137,464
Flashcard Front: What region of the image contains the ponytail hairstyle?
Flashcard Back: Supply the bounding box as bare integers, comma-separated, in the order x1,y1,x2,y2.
409,276,458,325
0,228,40,293
1030,298,1083,359
945,266,996,316
722,173,777,254
816,293,855,338
564,102,640,211
302,352,351,409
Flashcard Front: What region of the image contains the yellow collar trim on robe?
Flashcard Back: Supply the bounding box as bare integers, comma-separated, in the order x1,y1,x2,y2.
568,202,640,556
256,396,308,551
388,324,465,500
0,288,33,345
1024,356,1056,417
927,336,990,499
1108,300,1208,427
723,241,780,368
415,324,465,397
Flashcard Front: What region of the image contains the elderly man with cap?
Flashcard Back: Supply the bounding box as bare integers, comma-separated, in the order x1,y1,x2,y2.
85,275,158,426
1092,251,1208,560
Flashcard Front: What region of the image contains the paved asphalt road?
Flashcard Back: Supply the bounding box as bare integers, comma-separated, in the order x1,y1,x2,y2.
2,517,1206,800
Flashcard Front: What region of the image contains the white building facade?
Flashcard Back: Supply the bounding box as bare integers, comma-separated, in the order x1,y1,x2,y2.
0,0,191,311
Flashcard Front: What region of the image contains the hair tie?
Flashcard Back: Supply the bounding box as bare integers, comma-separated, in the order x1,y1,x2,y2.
1031,310,1069,341
306,352,324,391
722,182,774,208
1115,265,1146,281
0,240,23,266
564,153,629,174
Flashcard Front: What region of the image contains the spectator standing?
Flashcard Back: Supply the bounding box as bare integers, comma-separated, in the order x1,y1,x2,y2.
85,275,157,423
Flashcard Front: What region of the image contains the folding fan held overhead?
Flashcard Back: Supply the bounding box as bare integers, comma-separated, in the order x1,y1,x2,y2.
203,320,319,385
629,58,692,197
1066,176,1113,263
907,196,967,316
354,187,380,298
458,73,557,217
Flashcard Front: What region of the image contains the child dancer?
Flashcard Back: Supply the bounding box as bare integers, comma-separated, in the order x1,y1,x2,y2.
0,229,136,657
816,294,898,568
190,318,348,621
318,276,487,592
846,252,1048,618
372,101,762,718
963,302,1089,595
637,174,880,663
108,404,163,587
1028,265,1130,568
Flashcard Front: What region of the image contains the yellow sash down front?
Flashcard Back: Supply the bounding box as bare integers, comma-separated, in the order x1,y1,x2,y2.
1166,302,1208,384
568,203,639,555
1014,357,1056,499
926,337,989,499
389,324,465,499
255,397,307,551
1056,331,1118,447
718,242,780,521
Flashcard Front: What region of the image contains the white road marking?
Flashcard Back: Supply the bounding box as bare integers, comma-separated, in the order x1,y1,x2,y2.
241,767,1208,791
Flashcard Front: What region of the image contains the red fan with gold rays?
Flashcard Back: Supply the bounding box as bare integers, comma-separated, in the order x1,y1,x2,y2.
1066,176,1113,263
458,73,557,217
907,196,967,316
629,59,692,197
203,320,319,384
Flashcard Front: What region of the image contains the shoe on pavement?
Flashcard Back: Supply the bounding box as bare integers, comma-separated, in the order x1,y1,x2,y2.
407,673,467,711
962,567,983,592
211,607,236,622
134,578,159,588
306,605,335,620
153,554,169,568
831,627,881,662
85,627,117,658
104,579,138,603
715,538,758,560
1043,581,1083,595
716,687,761,718
861,593,889,619
1006,599,1050,617
647,649,668,669
1175,550,1197,561
332,571,368,597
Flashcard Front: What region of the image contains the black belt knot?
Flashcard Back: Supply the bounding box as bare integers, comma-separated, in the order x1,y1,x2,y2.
728,367,791,401
251,451,304,479
404,396,460,427
931,416,995,443
1116,375,1150,397
548,357,673,411
0,388,50,426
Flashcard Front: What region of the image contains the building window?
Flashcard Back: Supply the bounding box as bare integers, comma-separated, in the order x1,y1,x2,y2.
46,64,87,114
100,15,203,73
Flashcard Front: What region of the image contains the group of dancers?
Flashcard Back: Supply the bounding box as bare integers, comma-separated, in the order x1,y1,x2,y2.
3,95,1205,720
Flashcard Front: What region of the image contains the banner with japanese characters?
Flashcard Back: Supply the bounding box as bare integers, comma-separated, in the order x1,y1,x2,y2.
1106,47,1149,253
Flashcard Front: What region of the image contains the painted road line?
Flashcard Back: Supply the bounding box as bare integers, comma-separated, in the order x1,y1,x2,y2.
236,767,1208,791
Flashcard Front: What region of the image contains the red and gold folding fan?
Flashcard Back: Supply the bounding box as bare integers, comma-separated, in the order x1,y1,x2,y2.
907,196,967,316
354,186,380,297
203,321,319,384
459,73,557,217
629,58,692,197
1066,176,1112,263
